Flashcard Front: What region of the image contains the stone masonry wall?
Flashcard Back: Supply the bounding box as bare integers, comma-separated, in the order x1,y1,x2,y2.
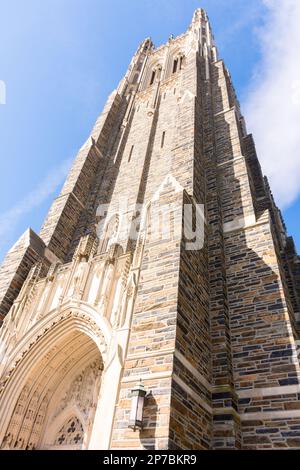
1,8,300,450
208,46,300,448
111,187,183,450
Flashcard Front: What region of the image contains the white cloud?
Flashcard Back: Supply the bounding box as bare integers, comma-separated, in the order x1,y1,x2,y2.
244,0,300,209
0,158,71,243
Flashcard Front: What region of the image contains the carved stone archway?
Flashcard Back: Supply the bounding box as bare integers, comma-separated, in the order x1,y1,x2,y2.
0,309,108,450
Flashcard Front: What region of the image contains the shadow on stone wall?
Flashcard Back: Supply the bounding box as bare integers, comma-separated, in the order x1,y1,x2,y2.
207,61,300,449
139,391,159,450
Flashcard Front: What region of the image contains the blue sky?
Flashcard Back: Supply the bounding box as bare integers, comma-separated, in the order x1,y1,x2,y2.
0,0,299,262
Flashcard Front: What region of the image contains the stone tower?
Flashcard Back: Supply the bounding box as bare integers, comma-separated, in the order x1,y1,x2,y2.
1,9,300,450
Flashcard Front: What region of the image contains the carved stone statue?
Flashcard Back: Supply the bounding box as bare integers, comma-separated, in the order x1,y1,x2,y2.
107,217,119,251
97,261,115,316
118,273,137,328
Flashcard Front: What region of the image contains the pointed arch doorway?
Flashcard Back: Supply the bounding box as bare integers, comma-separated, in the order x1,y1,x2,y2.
0,314,106,450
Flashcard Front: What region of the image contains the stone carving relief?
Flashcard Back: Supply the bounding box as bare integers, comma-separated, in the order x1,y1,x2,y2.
50,276,64,310
1,384,50,450
0,263,46,362
0,222,145,450
67,260,88,299
52,359,102,423
1,358,103,450
53,416,84,448
98,214,120,254
87,263,105,305
0,228,139,369
118,271,138,329
110,274,125,327
35,282,52,320
73,234,97,262
97,260,115,315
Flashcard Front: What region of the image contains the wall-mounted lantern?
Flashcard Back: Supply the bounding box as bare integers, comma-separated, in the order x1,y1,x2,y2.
128,380,147,431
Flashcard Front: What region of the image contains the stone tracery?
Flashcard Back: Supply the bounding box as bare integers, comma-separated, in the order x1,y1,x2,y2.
54,416,84,448
0,221,142,450
0,331,103,450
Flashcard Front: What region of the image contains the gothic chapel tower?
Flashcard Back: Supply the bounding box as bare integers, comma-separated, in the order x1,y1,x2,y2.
1,9,300,450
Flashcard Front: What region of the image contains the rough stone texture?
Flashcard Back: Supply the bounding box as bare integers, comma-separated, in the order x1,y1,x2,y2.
1,8,300,450
0,229,54,323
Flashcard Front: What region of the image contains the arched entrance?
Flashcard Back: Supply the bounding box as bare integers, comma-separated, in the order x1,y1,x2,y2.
0,312,107,450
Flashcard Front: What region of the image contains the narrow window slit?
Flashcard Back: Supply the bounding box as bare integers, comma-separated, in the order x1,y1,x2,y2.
173,59,178,74
150,70,156,85
128,145,134,162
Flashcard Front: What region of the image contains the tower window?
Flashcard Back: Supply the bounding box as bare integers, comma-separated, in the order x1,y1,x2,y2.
150,70,156,85
128,145,134,162
179,56,183,70
161,131,166,148
173,59,178,74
